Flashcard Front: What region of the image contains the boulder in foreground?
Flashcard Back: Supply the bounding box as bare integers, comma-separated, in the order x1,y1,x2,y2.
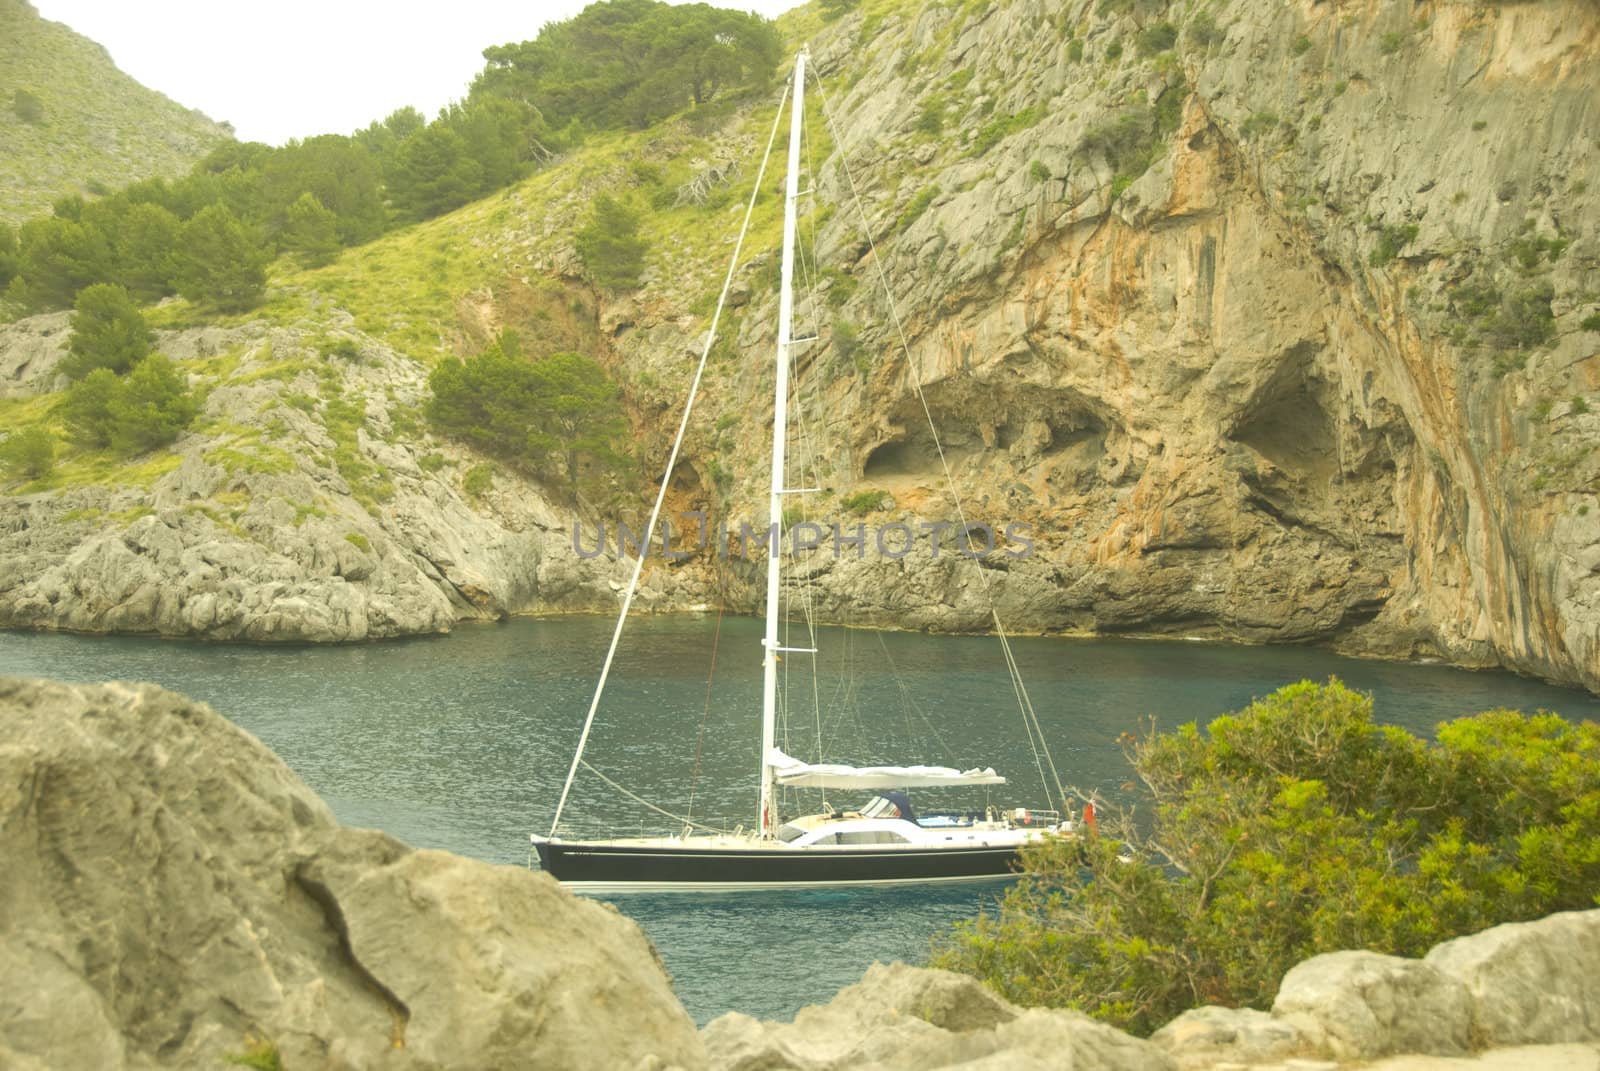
0,676,704,1071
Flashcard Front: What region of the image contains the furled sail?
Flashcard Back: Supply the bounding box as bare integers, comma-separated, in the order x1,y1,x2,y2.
768,749,1006,789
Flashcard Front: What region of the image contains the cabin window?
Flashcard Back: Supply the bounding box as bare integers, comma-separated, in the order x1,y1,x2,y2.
835,830,909,845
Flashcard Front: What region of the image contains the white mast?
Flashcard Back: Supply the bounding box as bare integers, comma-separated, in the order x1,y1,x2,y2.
759,51,807,838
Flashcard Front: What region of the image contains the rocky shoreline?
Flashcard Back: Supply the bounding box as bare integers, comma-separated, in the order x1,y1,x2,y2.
2,674,1598,1070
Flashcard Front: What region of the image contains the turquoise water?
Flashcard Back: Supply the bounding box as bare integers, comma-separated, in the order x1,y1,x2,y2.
3,616,1597,1023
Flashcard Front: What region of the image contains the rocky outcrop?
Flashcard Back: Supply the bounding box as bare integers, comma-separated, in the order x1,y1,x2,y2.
708,911,1600,1071
1145,909,1600,1069
1426,909,1600,1047
702,961,1174,1071
0,316,627,642
0,676,704,1070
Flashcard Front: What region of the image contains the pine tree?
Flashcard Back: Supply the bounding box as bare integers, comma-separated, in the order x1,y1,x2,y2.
99,201,181,303
175,204,268,311
388,124,484,221
14,215,111,310
574,194,648,289
282,192,341,267
113,355,198,453
0,427,54,481
62,283,151,380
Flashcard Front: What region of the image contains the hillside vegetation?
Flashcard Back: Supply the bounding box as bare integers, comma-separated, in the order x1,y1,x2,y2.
0,0,230,227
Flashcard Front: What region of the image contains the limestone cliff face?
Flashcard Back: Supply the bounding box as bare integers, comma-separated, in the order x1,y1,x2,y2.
613,0,1599,692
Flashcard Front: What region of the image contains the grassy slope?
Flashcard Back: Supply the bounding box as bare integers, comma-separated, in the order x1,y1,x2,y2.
0,0,231,228
0,0,886,496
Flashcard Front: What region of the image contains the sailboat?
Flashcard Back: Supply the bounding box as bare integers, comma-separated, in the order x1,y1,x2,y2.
530,52,1073,891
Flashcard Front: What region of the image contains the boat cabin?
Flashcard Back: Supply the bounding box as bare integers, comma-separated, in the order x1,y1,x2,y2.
773,792,1022,848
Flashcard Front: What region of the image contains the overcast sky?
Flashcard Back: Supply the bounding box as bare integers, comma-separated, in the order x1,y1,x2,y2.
32,0,800,146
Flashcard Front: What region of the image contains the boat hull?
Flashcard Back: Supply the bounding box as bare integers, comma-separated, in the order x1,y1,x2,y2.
531,838,1025,892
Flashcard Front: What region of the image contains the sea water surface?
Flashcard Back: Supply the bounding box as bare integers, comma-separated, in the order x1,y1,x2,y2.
3,616,1598,1023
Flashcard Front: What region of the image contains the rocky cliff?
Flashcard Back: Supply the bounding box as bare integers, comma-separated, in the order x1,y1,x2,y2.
1,0,1597,694
0,314,628,642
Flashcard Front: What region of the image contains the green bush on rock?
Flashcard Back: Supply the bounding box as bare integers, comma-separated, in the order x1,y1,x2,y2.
934,680,1600,1037
61,355,198,454
62,283,151,380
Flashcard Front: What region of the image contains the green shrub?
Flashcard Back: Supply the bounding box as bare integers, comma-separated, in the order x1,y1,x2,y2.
935,680,1600,1036
283,192,341,267
833,319,861,366
1029,159,1051,183
575,194,648,289
323,337,361,361
1067,39,1085,62
224,1036,282,1071
841,488,891,515
62,283,151,380
0,224,17,293
1369,223,1419,266
893,185,940,234
1572,396,1591,416
1240,111,1280,139
0,427,54,480
419,451,448,472
463,463,495,498
1581,313,1600,332
175,204,269,312
1509,234,1567,271
1134,22,1178,57
111,354,199,453
61,356,197,454
1081,92,1181,183
1291,34,1312,56
1379,31,1405,55
12,88,44,124
823,267,858,308
1104,39,1124,61
1472,119,1488,132
1185,13,1221,49
344,532,371,552
970,105,1044,157
429,342,628,493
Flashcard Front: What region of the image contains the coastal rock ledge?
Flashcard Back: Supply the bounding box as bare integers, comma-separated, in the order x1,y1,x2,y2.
2,675,1598,1071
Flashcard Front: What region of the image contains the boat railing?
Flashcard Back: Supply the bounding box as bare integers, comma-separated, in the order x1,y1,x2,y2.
1003,807,1063,828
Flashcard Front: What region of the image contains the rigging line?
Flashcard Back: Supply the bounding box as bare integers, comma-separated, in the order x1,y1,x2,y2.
549,83,792,837
991,610,1066,810
814,74,1066,807
579,760,731,836
872,629,958,765
992,610,1055,811
684,578,727,824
